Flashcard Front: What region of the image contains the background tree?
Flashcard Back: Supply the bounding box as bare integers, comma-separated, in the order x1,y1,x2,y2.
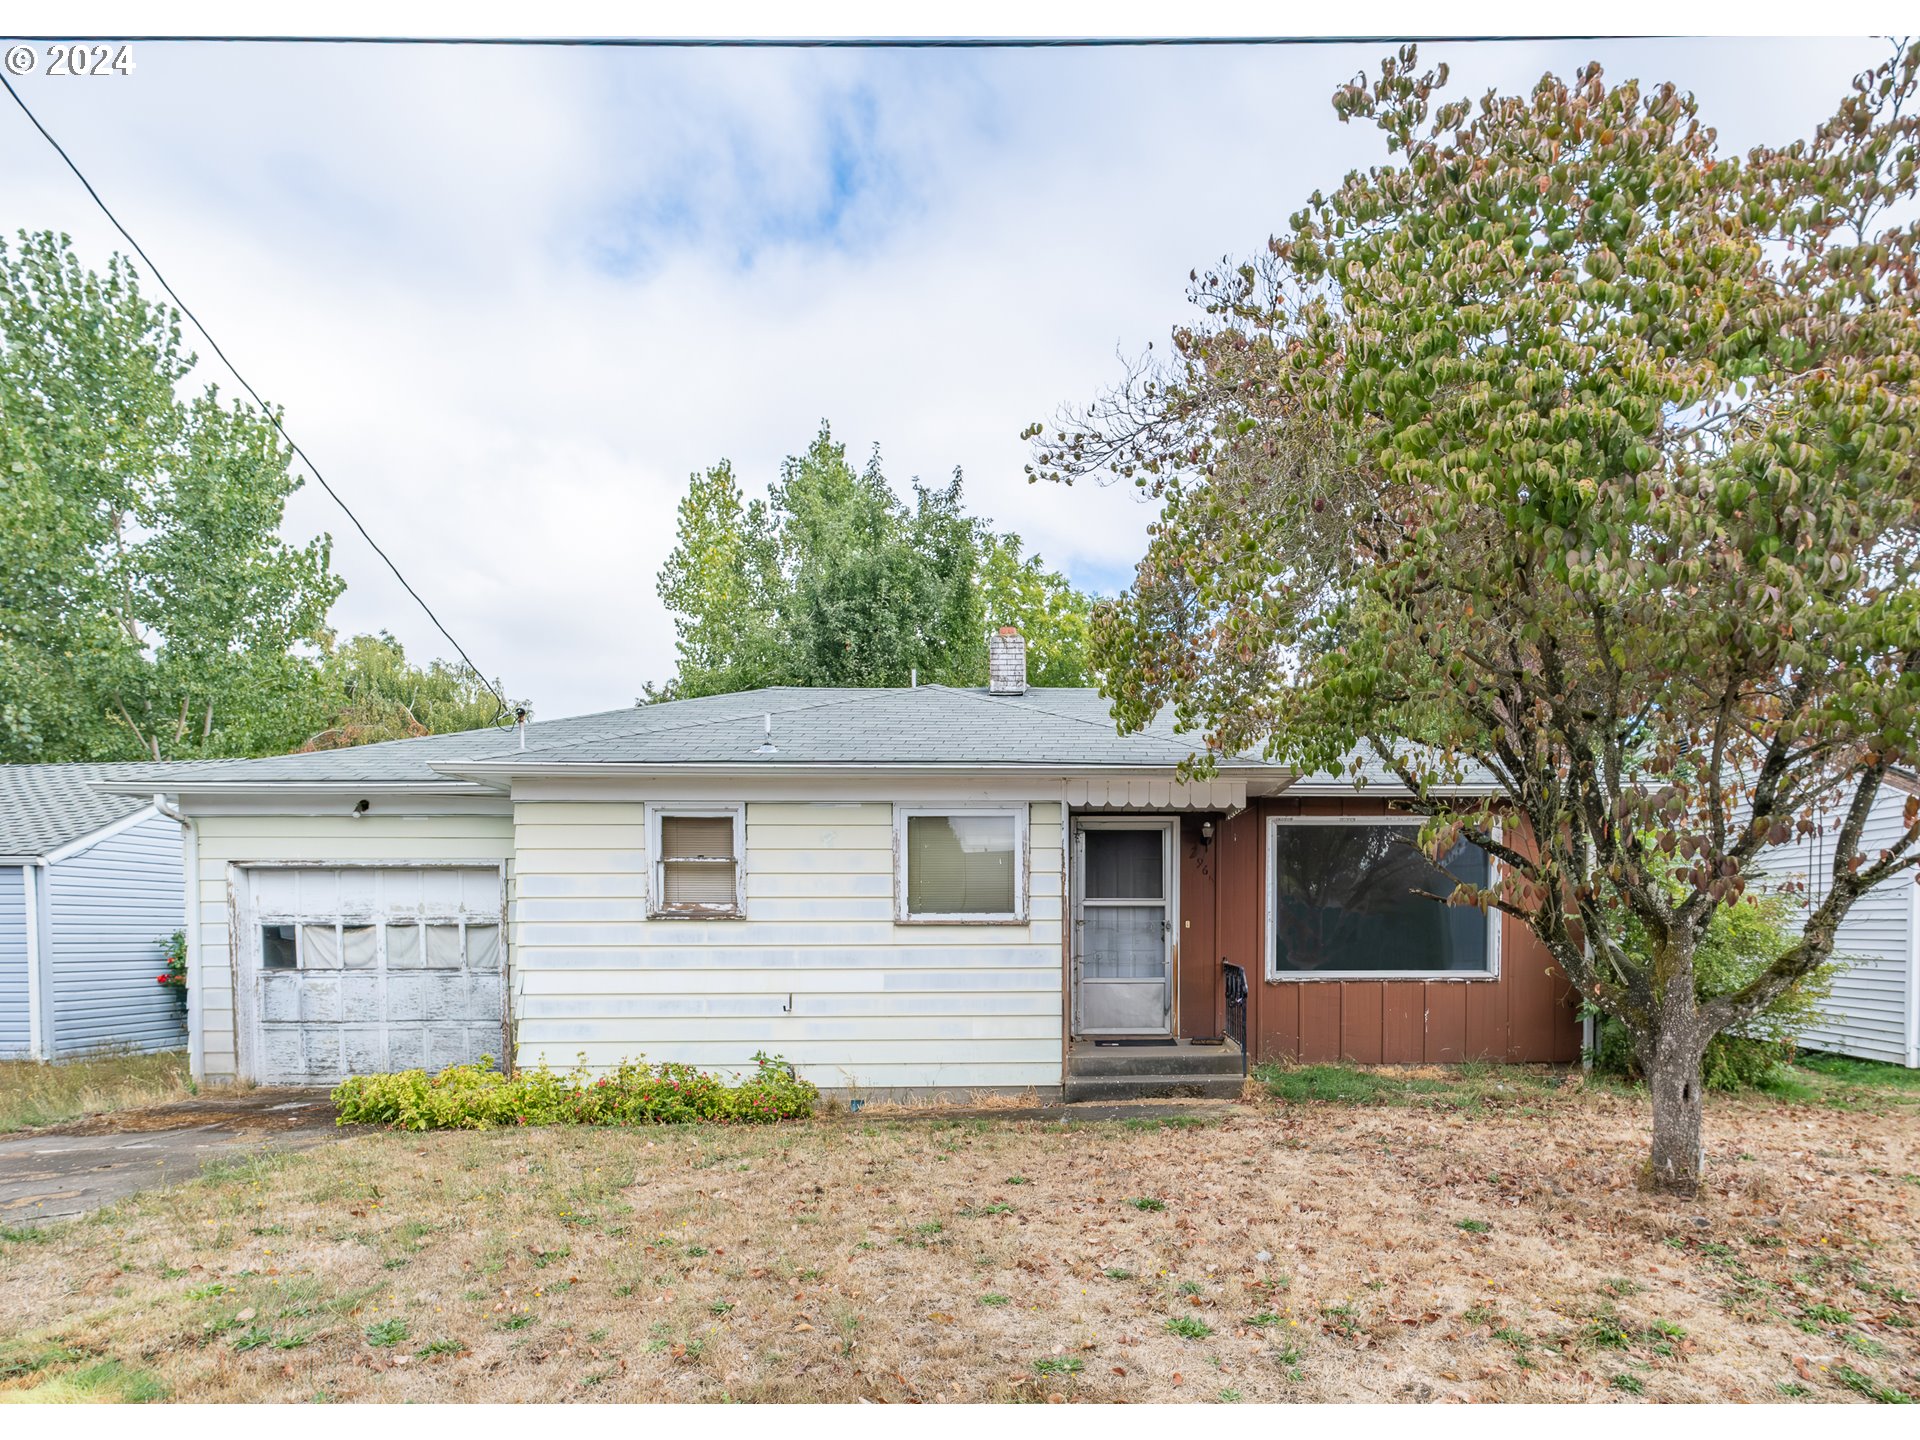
654,460,783,698
0,231,342,760
1035,45,1920,1195
300,632,506,750
978,531,1093,687
656,423,1093,696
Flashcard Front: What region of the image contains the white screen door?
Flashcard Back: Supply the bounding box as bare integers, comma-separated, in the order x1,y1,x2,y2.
1074,820,1175,1034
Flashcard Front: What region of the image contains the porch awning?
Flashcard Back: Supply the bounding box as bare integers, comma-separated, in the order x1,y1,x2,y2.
1064,778,1246,812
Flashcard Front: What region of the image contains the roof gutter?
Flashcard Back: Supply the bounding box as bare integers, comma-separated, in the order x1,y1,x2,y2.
92,780,496,799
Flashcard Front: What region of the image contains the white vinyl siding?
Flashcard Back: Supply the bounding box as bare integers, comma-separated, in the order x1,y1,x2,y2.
188,810,513,1083
513,795,1065,1091
1766,787,1919,1067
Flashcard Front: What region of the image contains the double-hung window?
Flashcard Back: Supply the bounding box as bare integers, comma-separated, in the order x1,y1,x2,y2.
647,806,745,918
1266,816,1497,978
895,807,1028,923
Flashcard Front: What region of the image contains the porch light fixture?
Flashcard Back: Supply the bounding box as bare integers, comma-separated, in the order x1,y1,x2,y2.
1200,820,1215,843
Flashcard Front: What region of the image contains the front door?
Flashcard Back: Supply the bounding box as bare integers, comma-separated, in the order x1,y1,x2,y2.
1073,820,1175,1035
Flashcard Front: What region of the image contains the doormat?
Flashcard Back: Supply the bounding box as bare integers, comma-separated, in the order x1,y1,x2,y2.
1092,1038,1167,1048
1186,1036,1226,1046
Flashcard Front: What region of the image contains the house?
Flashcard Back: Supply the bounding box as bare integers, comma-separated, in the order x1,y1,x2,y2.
1761,771,1920,1069
101,631,1580,1098
1,765,186,1061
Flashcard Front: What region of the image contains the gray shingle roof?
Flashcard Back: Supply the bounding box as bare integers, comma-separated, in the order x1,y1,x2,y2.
0,764,173,856
96,687,1280,791
461,687,1271,769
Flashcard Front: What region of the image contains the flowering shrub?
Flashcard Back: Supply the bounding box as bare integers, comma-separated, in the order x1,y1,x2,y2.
330,1052,817,1131
155,930,188,1011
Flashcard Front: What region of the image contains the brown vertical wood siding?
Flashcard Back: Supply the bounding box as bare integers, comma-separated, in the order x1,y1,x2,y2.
1176,817,1220,1038
1186,796,1579,1065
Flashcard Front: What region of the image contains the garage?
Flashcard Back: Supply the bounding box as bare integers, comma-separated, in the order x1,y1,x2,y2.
237,865,506,1085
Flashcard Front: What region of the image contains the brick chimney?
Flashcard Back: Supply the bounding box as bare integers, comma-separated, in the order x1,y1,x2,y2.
987,626,1028,696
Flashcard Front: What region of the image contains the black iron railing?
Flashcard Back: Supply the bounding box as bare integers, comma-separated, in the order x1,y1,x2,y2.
1222,960,1248,1075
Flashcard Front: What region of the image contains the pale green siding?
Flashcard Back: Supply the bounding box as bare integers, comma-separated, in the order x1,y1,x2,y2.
513,797,1066,1091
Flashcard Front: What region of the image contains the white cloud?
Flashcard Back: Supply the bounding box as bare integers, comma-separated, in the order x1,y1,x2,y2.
0,36,1890,715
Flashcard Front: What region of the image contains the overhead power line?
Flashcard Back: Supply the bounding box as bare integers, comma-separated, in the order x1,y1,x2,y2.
0,35,1630,48
0,70,511,720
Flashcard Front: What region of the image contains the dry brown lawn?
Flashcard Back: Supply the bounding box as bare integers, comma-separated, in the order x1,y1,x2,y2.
0,1051,192,1134
2,1068,1916,1404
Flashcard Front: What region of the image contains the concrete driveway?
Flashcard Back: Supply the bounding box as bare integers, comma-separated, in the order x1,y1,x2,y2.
0,1090,341,1228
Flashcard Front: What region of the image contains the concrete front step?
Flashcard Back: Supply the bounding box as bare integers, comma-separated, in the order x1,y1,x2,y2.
1068,1045,1244,1078
1063,1073,1247,1103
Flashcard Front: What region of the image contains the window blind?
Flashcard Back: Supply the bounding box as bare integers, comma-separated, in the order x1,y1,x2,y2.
907,814,1016,915
660,815,738,909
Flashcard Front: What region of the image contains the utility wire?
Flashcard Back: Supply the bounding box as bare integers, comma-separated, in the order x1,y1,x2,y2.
0,70,512,721
2,35,1631,48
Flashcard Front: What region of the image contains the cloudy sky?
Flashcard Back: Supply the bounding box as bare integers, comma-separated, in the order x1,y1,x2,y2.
0,34,1892,717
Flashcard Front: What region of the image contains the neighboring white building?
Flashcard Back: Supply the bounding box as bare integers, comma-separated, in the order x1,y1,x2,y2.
1,765,186,1060
1764,772,1920,1069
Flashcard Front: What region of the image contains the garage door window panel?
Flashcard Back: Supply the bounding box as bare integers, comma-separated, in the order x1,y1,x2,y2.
386,923,422,969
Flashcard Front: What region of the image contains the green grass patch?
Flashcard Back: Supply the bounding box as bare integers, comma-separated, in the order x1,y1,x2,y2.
1257,1061,1565,1110
1165,1316,1214,1340
1833,1365,1911,1403
0,1358,167,1404
363,1319,410,1348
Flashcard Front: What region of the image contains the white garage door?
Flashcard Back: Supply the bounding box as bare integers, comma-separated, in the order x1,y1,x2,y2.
242,866,505,1085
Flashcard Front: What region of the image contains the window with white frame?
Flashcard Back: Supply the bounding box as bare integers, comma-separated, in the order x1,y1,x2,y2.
896,807,1027,922
647,806,745,917
1266,817,1496,978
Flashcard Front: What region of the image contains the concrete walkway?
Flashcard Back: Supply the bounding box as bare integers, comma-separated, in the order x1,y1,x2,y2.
0,1090,339,1228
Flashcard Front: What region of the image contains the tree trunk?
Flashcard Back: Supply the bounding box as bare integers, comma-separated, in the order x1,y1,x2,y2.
1646,1027,1706,1197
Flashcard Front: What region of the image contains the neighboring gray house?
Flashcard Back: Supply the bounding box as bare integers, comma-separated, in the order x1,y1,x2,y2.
0,765,186,1061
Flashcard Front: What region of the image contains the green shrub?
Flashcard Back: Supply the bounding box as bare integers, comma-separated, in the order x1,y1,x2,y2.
331,1052,817,1131
1588,885,1837,1092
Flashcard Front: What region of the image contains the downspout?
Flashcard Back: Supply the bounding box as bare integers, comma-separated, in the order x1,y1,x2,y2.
153,795,203,1084
21,861,47,1061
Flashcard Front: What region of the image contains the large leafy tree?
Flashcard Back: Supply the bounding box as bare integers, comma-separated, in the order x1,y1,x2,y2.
657,423,1092,696
978,531,1093,688
300,632,505,750
1035,45,1920,1195
0,231,343,760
